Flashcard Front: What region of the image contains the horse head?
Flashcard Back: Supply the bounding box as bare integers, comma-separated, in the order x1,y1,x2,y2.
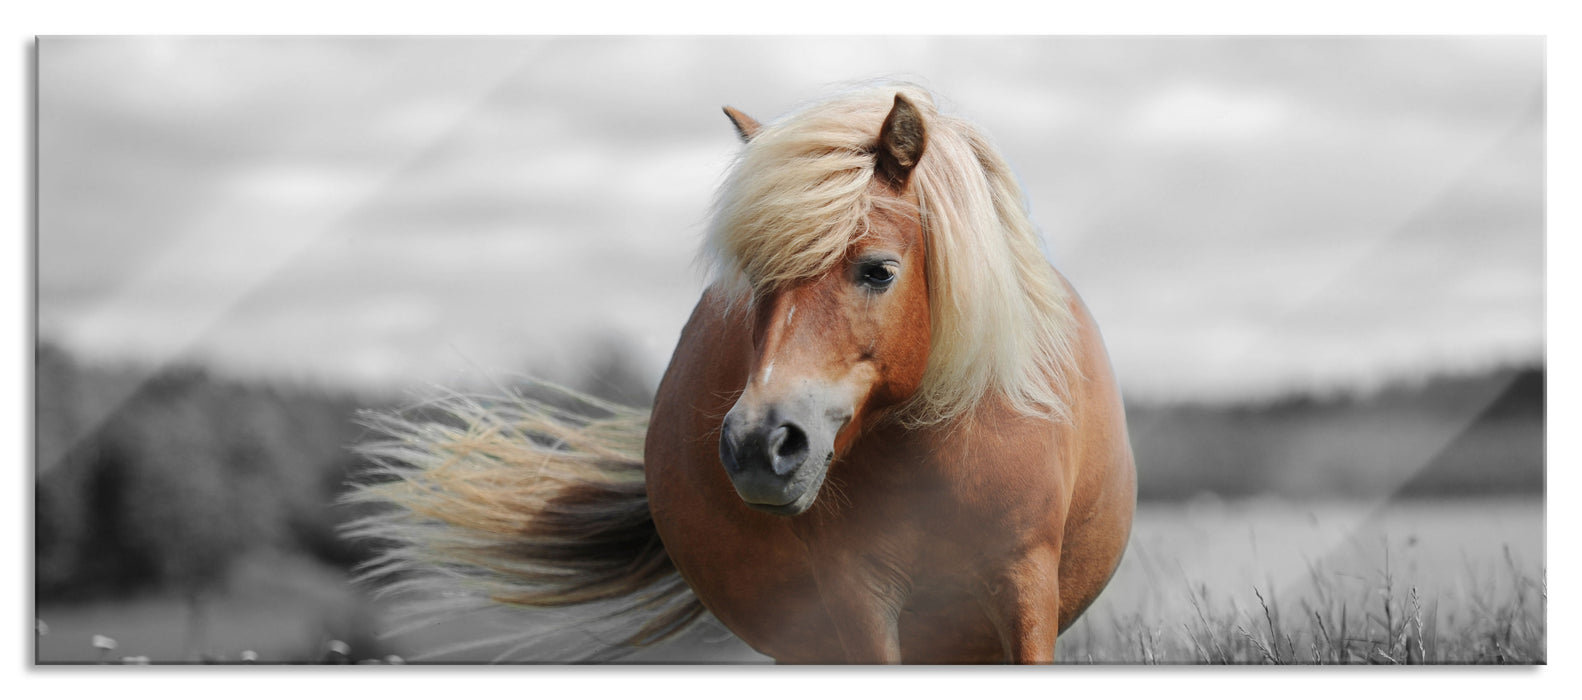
716,94,931,516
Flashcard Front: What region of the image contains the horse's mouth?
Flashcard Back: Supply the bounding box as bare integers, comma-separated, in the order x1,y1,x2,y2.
743,499,810,517
736,458,829,517
741,487,817,516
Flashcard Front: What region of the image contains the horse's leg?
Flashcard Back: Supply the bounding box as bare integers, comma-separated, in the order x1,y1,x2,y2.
984,544,1063,664
823,594,903,663
807,550,908,663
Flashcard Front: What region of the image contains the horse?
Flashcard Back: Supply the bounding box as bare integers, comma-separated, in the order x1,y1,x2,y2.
347,84,1136,664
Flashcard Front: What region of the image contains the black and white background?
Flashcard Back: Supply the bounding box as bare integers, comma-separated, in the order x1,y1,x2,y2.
21,26,1559,676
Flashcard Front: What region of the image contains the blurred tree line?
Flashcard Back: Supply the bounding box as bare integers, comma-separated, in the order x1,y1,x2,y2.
1127,364,1545,500
34,339,660,605
35,343,382,602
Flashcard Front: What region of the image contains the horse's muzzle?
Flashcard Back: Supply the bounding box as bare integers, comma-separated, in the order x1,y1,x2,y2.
718,401,840,516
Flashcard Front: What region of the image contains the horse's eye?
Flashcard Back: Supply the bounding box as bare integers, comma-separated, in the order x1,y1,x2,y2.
859,262,896,289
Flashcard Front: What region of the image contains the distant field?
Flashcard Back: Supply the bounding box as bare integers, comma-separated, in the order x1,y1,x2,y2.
35,497,1543,665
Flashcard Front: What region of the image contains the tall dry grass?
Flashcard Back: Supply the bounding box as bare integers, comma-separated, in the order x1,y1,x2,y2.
1057,542,1544,664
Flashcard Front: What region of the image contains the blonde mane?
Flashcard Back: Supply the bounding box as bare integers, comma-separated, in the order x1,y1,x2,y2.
705,84,1081,426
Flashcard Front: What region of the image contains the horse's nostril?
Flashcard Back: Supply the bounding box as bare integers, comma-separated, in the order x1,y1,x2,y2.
768,423,809,474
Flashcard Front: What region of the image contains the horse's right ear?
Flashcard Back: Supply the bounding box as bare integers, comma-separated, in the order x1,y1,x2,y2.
723,106,761,142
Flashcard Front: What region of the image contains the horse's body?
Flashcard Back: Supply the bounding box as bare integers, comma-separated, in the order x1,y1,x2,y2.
351,84,1134,664
648,280,1133,663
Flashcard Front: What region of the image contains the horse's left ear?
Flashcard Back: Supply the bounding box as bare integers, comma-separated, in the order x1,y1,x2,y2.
876,94,927,188
723,106,761,142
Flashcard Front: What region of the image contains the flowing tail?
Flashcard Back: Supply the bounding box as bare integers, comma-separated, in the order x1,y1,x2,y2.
342,384,705,661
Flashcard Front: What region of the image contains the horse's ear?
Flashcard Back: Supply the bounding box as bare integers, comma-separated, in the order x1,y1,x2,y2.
876,94,926,188
722,106,761,142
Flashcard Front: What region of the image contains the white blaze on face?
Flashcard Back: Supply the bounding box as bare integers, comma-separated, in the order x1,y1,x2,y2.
758,305,795,386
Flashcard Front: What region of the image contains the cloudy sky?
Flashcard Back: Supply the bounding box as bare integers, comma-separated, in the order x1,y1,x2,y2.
38,36,1543,404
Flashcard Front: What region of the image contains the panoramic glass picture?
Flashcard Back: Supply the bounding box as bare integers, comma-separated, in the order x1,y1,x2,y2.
35,36,1543,664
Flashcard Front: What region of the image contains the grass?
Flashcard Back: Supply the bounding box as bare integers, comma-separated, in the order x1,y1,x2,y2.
39,626,403,665
1056,542,1545,664
43,545,1544,665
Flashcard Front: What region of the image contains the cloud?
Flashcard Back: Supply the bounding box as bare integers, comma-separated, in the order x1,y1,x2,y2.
1126,82,1291,145
37,37,1544,401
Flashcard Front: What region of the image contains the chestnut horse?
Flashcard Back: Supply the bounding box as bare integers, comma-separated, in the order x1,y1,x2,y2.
349,84,1135,664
